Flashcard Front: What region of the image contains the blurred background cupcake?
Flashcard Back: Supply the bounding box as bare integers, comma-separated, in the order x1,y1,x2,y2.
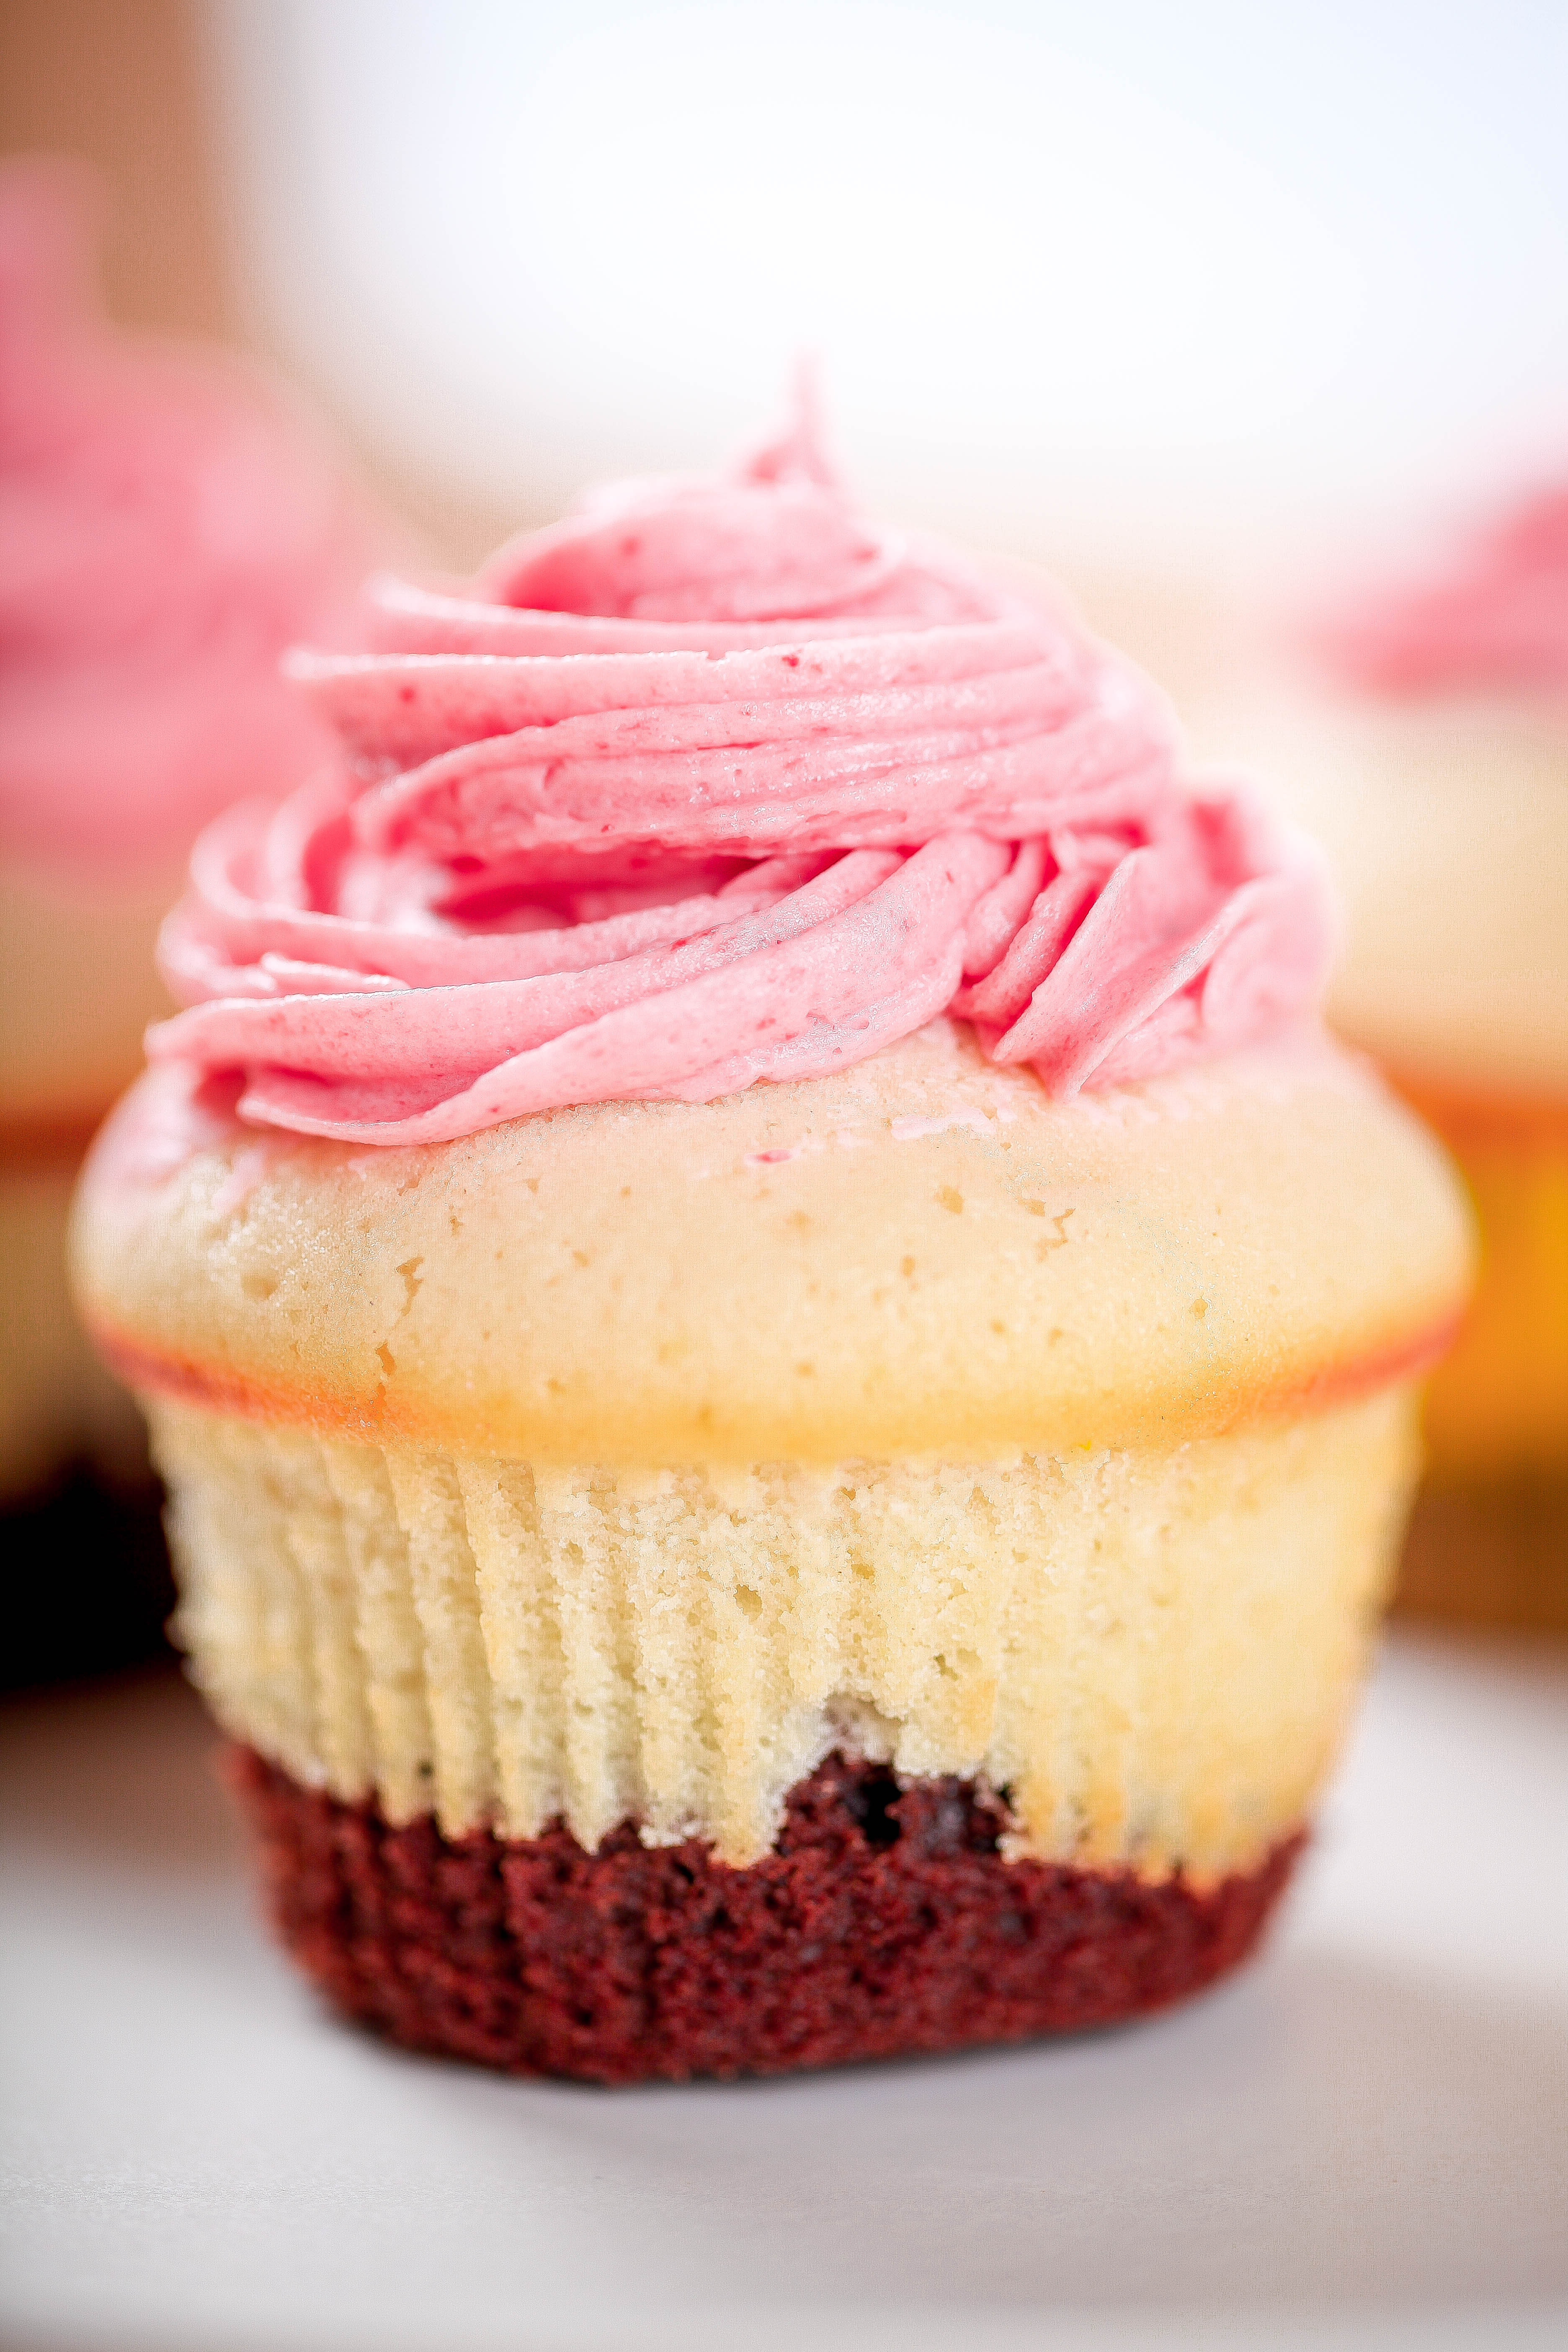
0,53,393,1681
1186,485,1568,1632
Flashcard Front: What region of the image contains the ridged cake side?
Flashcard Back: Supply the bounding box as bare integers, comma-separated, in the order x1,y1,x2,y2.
150,1385,1417,1875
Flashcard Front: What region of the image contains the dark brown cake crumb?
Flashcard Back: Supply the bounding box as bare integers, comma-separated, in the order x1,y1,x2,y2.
230,1747,1301,2084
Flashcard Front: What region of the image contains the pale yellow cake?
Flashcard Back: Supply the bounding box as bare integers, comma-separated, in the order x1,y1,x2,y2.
72,1020,1470,1878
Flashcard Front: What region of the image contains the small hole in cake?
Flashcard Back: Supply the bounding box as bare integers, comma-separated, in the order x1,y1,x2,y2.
242,1270,277,1301
936,1186,964,1214
845,1766,903,1849
734,1584,762,1621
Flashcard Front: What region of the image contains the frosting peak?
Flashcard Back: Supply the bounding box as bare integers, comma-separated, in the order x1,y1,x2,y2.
150,402,1333,1144
475,398,990,631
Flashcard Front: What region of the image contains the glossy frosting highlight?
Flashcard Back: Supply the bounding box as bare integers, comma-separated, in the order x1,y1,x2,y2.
0,159,379,869
150,401,1333,1142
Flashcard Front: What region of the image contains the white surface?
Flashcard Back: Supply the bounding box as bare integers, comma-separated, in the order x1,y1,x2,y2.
2,1630,1565,2352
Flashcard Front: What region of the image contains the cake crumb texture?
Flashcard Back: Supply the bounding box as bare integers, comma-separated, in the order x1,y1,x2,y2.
231,1745,1302,2083
74,1028,1472,1463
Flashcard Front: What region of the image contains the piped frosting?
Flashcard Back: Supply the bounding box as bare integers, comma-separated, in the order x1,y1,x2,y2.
150,399,1333,1143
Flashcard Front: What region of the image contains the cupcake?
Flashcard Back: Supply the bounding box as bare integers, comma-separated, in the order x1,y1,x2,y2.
1194,479,1568,1631
0,158,387,1674
72,400,1470,2080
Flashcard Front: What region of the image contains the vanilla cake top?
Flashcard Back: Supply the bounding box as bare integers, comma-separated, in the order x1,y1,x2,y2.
75,1022,1468,1463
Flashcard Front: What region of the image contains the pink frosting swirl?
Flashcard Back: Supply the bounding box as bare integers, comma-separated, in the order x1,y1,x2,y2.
0,159,384,869
149,402,1333,1144
1315,477,1568,696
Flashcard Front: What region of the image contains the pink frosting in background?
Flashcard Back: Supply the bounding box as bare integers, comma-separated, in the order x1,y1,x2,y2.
150,393,1334,1144
1313,475,1568,697
0,158,387,870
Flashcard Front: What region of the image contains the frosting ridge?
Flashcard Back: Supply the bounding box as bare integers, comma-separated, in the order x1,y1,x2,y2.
150,402,1333,1142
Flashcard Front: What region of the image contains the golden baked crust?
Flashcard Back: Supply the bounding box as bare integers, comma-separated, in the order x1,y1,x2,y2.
73,1023,1470,1464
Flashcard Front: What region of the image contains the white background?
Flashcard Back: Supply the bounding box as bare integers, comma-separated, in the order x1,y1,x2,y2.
210,0,1568,572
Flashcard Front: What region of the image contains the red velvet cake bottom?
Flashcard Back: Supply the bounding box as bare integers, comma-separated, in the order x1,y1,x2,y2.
230,1747,1302,2084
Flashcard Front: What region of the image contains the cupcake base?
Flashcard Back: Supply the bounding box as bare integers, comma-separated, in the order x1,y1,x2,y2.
231,1746,1301,2084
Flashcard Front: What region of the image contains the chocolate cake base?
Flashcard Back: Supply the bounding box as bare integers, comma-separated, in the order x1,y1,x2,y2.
232,1748,1301,2083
